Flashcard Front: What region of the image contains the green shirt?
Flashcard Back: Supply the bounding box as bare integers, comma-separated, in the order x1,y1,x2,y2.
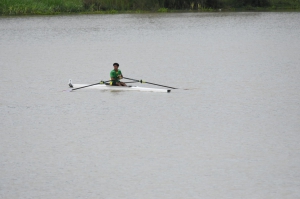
110,69,122,82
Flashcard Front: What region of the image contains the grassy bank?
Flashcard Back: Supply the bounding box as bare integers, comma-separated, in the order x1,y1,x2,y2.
0,0,83,15
0,0,299,15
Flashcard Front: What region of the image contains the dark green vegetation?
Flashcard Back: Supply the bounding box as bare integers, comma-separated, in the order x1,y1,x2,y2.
0,0,83,15
1,0,299,15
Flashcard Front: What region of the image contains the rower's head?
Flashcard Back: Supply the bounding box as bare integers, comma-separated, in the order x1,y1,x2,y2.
113,63,119,71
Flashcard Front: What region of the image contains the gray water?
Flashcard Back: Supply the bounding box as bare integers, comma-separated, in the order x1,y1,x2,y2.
1,12,300,199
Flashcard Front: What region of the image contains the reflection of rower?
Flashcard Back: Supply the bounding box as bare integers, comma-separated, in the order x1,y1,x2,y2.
110,63,127,86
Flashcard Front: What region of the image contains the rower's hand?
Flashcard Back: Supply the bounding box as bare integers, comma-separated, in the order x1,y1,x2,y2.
118,75,123,79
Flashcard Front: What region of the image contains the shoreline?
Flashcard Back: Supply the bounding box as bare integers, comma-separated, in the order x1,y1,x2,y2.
1,8,300,16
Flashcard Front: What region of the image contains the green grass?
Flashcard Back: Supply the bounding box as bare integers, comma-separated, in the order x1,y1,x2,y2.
0,0,83,15
157,7,168,12
0,0,299,15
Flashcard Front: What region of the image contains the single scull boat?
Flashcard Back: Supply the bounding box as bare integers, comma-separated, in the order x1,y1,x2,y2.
69,80,171,93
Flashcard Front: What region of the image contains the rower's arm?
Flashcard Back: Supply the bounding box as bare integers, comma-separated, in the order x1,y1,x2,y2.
110,70,116,81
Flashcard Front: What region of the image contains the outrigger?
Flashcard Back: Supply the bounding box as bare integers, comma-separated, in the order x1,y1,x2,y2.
68,77,178,93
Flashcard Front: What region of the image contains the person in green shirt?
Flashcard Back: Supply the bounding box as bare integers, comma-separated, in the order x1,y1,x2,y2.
110,63,126,86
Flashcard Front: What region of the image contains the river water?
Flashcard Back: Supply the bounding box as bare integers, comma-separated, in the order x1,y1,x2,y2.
1,12,300,199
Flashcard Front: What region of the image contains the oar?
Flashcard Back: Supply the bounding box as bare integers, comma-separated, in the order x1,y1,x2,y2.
69,80,109,92
123,77,178,89
121,81,139,84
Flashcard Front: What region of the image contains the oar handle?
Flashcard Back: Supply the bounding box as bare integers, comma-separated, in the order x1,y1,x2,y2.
121,81,138,84
123,77,139,82
123,77,178,89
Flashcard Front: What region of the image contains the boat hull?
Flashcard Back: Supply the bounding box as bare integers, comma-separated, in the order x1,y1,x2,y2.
70,83,171,93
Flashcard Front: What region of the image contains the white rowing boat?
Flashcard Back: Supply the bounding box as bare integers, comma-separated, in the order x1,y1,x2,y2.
69,80,171,93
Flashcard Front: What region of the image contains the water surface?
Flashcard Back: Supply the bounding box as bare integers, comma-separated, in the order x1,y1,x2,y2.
1,12,300,199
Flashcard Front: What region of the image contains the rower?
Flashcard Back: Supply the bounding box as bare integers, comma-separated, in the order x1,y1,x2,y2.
110,63,126,86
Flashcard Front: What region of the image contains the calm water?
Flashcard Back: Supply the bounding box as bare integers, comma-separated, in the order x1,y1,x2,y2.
1,12,300,199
